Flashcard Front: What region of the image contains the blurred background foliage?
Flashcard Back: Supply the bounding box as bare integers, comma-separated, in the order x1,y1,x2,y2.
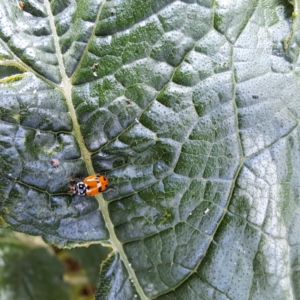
0,219,110,300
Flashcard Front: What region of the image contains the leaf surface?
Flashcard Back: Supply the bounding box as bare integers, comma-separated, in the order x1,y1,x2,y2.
0,0,299,299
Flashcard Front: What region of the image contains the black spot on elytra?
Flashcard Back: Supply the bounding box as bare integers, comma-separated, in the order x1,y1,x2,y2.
98,187,102,192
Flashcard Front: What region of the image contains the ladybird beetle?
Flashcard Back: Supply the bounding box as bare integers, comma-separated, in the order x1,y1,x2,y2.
69,174,109,196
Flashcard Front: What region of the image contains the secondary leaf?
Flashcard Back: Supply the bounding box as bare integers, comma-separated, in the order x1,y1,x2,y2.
96,252,140,300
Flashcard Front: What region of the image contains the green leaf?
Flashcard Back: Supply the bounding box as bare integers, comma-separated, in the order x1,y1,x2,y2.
0,0,299,299
96,252,140,300
0,229,70,300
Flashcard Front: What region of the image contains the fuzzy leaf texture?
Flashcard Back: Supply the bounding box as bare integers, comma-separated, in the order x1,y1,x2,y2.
0,0,300,299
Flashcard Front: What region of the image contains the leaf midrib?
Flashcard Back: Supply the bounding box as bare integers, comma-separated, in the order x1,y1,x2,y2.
44,1,148,299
